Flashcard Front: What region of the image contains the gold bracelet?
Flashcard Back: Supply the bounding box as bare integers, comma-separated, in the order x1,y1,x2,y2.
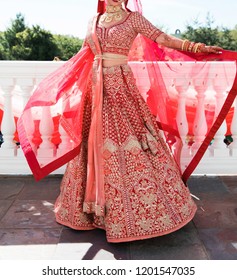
185,41,191,51
181,40,205,53
192,43,205,53
193,43,201,53
181,39,189,51
188,42,195,52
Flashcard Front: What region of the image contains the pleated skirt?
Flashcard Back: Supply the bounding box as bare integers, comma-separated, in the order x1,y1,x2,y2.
54,64,197,243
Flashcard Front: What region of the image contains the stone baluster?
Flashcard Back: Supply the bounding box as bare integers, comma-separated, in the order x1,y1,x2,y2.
175,82,189,146
191,79,208,152
20,80,36,118
57,98,72,157
37,106,55,159
31,120,42,154
17,81,36,154
0,83,16,151
57,119,72,157
20,83,34,107
174,80,190,171
212,78,228,155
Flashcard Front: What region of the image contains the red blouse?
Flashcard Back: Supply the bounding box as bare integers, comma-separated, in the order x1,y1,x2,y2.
96,12,163,56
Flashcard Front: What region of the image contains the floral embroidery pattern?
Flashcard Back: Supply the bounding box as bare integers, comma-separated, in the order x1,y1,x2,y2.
54,12,196,242
55,65,197,242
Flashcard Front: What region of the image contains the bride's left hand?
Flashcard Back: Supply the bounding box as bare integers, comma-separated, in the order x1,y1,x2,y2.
201,45,223,54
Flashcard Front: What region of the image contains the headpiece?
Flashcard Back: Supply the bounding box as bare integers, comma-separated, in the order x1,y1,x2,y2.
97,0,142,14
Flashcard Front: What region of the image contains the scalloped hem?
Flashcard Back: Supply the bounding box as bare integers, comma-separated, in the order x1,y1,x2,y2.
107,206,197,243
55,217,96,231
55,205,197,243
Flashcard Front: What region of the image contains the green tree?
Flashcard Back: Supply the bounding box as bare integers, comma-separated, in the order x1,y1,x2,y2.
1,13,83,60
11,25,59,60
0,32,8,59
182,13,220,45
53,34,83,60
231,25,237,41
4,13,26,46
229,25,237,50
182,13,237,51
219,28,237,50
2,13,59,60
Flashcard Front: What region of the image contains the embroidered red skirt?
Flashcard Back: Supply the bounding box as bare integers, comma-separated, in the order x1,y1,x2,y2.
54,64,197,243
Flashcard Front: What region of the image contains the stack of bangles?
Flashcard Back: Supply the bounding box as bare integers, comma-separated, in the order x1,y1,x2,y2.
181,39,206,53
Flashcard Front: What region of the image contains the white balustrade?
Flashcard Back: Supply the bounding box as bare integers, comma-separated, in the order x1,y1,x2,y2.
37,106,55,157
192,80,208,152
174,81,190,159
0,61,65,175
212,82,228,151
175,82,189,141
57,122,72,157
0,84,16,150
0,60,237,176
57,100,73,157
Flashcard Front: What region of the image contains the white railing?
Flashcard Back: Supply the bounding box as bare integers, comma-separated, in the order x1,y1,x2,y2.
0,61,66,175
0,61,237,176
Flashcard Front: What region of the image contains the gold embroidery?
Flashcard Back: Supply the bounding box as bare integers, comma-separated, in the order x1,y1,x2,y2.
54,18,197,242
96,12,163,57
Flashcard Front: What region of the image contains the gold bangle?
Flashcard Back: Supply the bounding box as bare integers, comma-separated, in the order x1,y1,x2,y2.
185,41,191,51
192,43,201,53
188,42,195,52
184,41,190,51
181,39,189,51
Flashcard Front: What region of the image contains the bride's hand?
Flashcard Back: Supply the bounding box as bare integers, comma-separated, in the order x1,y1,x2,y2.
201,45,223,54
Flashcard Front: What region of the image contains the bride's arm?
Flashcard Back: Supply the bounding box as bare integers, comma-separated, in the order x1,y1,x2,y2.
131,11,222,54
156,33,223,54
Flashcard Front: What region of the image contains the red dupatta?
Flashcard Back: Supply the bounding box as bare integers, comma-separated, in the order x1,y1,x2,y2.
17,45,95,180
82,15,106,215
17,0,237,214
129,35,237,182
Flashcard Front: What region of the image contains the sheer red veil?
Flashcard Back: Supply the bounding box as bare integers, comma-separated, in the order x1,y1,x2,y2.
17,0,237,182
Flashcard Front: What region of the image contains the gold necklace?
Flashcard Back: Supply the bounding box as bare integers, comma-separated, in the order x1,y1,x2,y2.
100,5,124,23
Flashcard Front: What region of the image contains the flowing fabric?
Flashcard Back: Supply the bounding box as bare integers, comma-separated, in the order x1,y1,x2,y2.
83,16,106,216
129,35,237,181
16,0,237,242
17,47,94,180
17,0,237,182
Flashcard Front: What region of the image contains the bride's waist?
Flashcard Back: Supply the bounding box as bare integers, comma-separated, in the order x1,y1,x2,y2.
94,53,128,67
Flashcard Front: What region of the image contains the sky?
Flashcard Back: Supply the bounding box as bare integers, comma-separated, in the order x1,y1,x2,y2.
0,0,236,38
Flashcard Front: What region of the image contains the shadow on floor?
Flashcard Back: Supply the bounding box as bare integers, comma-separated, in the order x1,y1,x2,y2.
0,175,237,260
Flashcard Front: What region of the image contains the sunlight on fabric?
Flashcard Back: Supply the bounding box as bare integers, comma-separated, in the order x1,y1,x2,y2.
0,243,115,260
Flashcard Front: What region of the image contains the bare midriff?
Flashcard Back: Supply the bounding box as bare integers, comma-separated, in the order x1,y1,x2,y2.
94,52,128,67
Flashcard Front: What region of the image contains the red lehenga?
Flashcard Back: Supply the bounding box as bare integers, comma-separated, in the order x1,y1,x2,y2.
17,1,237,242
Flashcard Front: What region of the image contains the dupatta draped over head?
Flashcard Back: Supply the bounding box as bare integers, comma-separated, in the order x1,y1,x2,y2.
17,0,237,214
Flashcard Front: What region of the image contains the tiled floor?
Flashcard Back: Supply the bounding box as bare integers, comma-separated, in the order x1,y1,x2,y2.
0,175,237,260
